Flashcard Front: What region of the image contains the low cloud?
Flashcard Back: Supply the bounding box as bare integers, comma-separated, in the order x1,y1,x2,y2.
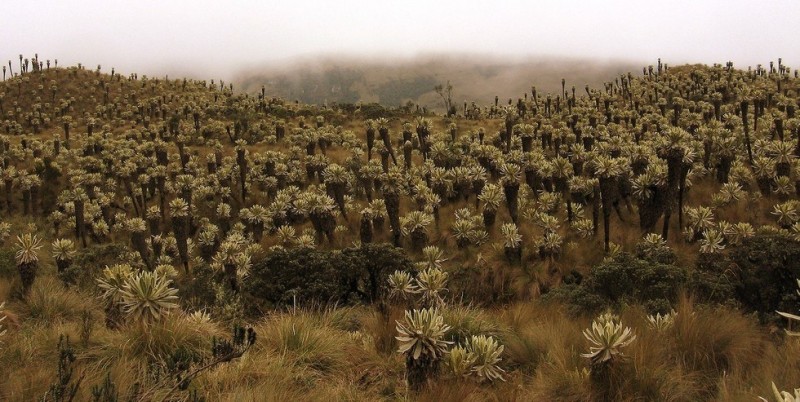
234,53,643,108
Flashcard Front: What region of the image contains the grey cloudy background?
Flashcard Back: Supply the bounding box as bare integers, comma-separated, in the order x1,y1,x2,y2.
2,0,798,79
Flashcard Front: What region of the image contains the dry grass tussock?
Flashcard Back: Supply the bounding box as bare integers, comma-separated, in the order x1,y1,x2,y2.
1,280,799,400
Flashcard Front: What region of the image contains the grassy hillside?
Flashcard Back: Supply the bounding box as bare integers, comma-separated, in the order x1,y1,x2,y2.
0,57,799,401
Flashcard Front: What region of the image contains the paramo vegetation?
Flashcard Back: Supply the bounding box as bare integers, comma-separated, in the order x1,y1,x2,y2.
0,55,799,400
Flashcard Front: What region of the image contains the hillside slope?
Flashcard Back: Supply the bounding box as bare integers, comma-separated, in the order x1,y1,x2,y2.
0,58,799,401
235,55,641,109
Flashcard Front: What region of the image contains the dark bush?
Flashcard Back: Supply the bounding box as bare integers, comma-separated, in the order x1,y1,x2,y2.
545,282,608,315
634,241,677,265
359,103,392,119
0,248,15,278
267,105,292,119
295,107,318,118
331,102,358,114
724,234,800,323
244,243,413,314
448,263,516,305
200,121,226,141
689,252,738,307
62,243,131,288
174,261,219,311
547,252,688,315
337,243,413,301
245,247,339,313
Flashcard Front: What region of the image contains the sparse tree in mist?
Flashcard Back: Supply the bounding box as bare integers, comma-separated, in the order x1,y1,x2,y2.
434,81,455,117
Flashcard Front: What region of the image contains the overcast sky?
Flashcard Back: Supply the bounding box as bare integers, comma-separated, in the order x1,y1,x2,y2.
2,0,798,79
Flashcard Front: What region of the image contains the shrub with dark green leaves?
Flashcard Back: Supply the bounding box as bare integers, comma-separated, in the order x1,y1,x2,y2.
337,243,414,301
548,252,687,315
689,252,737,307
174,261,218,310
634,238,677,265
725,234,800,323
245,247,340,313
0,248,15,278
359,103,394,119
61,243,131,287
267,104,291,119
244,243,413,314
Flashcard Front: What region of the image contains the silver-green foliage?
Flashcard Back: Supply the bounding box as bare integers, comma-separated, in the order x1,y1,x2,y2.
581,312,636,366
119,271,179,323
396,308,452,361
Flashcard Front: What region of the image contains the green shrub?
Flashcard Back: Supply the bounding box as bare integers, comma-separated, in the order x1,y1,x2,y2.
62,243,131,288
0,248,15,278
338,243,413,301
331,102,358,114
547,252,687,315
244,243,413,313
725,234,800,323
294,107,317,118
359,103,390,119
634,241,677,265
174,262,218,311
268,104,292,119
689,252,737,307
546,282,609,315
245,247,340,313
200,120,227,140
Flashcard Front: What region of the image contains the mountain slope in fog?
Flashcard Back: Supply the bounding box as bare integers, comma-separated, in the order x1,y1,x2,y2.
235,54,643,110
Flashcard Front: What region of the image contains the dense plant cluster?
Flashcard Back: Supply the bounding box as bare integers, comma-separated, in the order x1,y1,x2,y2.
549,250,688,315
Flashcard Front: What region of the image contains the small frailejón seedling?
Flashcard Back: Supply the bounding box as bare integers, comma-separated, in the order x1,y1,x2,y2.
444,335,506,383
387,270,418,303
582,312,636,398
445,343,475,378
97,265,179,326
647,310,677,331
96,264,134,329
501,222,522,262
582,312,637,366
51,238,76,275
581,313,636,366
119,270,179,324
464,334,506,382
15,233,43,294
396,307,453,391
479,183,503,229
415,267,449,308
